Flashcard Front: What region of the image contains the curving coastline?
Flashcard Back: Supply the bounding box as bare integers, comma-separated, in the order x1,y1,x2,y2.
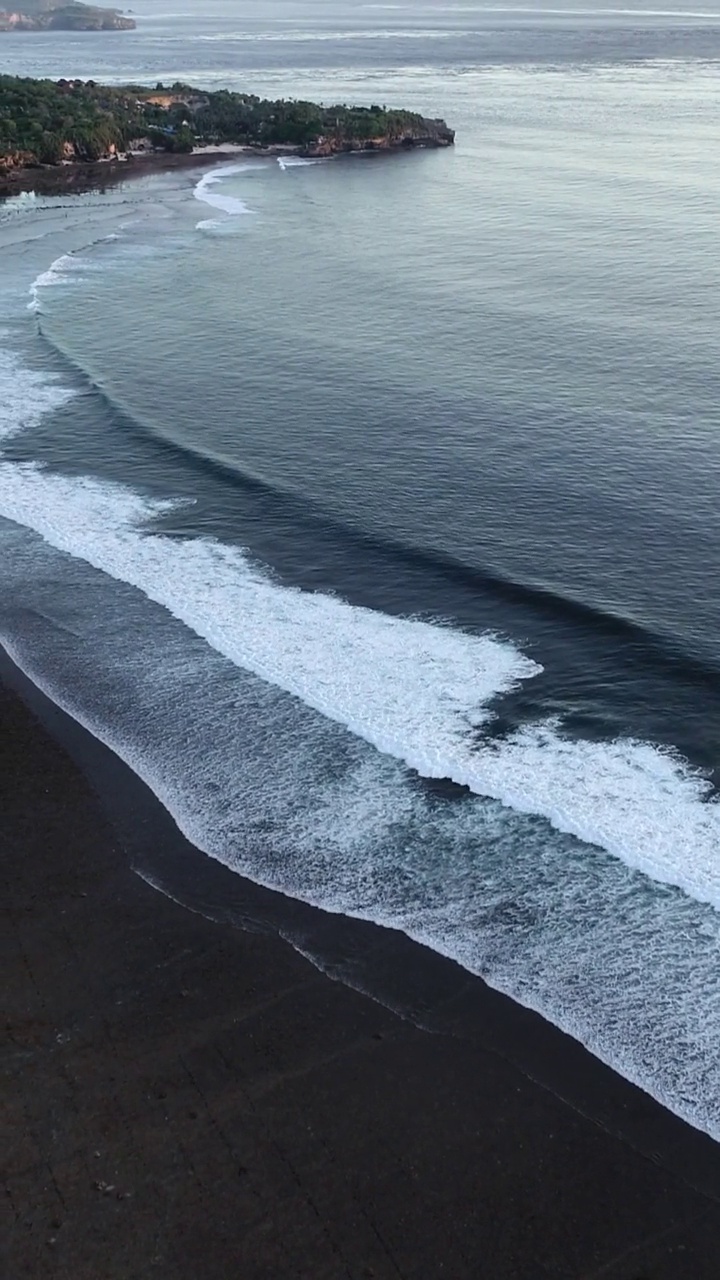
0,145,260,197
0,75,455,195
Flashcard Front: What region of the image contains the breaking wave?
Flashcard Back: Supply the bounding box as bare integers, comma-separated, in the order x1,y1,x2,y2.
1,403,720,909
28,254,78,313
3,326,720,1140
0,343,77,439
27,245,116,314
277,156,323,169
193,163,264,228
0,190,38,218
4,497,720,1145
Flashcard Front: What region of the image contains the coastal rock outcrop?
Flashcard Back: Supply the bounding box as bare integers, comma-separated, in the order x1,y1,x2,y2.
304,117,455,157
0,148,36,172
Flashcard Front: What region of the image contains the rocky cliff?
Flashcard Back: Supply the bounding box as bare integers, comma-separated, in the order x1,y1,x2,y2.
0,2,135,30
304,117,455,157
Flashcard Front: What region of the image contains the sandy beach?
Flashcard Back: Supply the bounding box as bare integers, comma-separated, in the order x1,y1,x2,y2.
4,649,720,1278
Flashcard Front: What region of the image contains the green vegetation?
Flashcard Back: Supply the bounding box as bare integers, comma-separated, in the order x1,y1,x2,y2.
192,91,434,149
0,2,135,32
0,75,453,168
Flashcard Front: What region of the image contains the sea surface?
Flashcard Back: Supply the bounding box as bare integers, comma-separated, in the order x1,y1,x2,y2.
3,0,720,1138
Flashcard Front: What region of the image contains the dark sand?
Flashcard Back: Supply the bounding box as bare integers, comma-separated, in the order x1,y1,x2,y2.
0,149,261,199
5,658,720,1279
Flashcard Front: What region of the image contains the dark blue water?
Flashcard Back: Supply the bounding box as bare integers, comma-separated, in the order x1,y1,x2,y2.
3,0,720,1138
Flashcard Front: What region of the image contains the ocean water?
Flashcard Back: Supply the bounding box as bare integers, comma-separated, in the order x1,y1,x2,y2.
3,1,720,1137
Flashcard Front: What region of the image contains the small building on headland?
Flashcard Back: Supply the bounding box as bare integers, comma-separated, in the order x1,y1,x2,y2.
137,92,209,111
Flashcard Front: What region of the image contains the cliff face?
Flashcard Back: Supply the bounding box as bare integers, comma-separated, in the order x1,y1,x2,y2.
303,117,455,157
0,3,135,30
0,148,37,171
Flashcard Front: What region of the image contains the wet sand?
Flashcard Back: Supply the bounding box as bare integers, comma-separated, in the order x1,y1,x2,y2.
4,655,720,1279
0,149,266,200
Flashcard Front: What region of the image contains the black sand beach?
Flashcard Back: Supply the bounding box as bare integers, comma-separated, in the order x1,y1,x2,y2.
5,652,720,1279
0,149,264,199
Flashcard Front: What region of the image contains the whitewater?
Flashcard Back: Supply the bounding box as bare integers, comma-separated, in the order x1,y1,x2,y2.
194,158,321,228
194,162,261,229
5,144,720,1141
4,452,720,1141
3,310,720,910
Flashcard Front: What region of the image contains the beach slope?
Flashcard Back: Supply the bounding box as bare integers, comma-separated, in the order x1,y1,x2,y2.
5,659,720,1277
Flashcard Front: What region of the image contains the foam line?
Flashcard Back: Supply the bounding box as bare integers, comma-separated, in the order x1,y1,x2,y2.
277,156,322,170
2,430,720,911
1,190,38,217
193,163,264,227
28,254,75,313
0,346,77,438
27,253,87,314
5,293,720,905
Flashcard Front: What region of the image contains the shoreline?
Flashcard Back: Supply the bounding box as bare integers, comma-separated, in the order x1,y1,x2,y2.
0,77,454,203
0,134,443,200
5,641,720,1275
0,146,290,199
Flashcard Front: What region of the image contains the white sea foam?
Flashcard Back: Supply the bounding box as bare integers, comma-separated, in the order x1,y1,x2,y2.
193,163,263,229
277,156,323,170
1,190,38,218
0,345,77,439
6,343,720,1139
5,513,720,1143
0,461,537,741
193,28,463,41
2,429,720,911
27,253,84,314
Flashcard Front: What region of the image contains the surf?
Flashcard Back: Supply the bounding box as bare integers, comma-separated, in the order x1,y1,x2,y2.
10,219,720,914
193,163,264,229
27,254,79,313
4,505,720,1146
0,342,77,437
2,375,720,910
3,332,720,1142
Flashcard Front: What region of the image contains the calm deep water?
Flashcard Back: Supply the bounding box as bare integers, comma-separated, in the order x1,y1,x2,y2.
3,0,720,1136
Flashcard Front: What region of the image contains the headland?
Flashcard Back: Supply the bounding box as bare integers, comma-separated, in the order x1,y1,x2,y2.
0,1,134,32
0,75,455,196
